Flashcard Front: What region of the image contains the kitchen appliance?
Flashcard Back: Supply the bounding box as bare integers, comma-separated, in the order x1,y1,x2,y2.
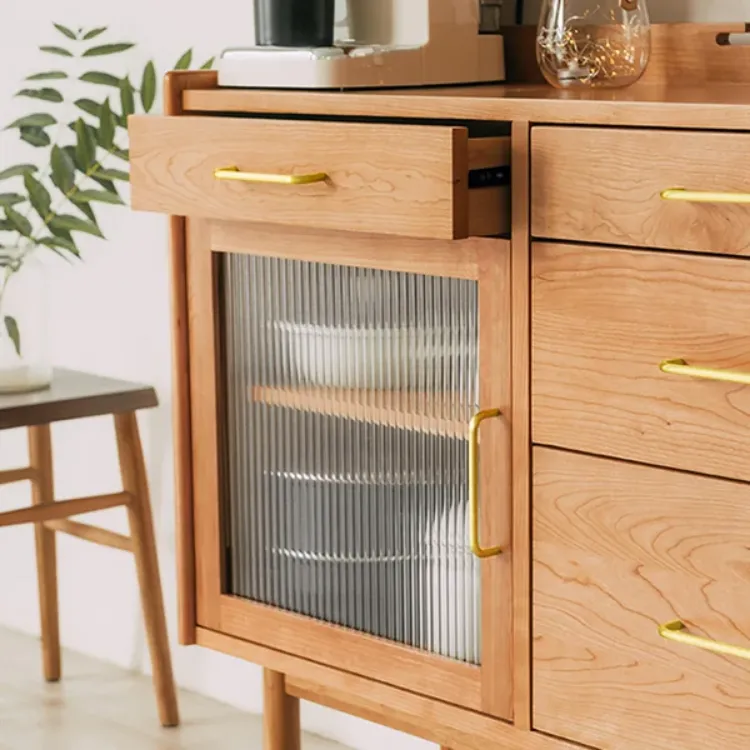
218,0,508,89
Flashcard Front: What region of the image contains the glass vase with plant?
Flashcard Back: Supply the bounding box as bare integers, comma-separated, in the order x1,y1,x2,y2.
0,23,212,392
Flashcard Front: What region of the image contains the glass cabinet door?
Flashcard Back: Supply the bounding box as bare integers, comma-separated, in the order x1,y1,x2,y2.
187,221,511,719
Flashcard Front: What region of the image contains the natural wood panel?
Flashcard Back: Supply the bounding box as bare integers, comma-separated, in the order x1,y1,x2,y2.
477,242,513,719
532,127,750,256
43,519,132,552
210,220,489,281
468,136,511,170
534,447,750,750
218,595,483,712
163,70,217,647
197,627,577,750
130,116,470,240
186,219,223,631
468,187,510,237
251,386,465,438
532,243,750,482
510,121,531,730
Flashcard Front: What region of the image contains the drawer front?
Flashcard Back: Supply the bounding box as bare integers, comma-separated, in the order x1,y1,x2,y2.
531,126,750,256
534,447,750,750
130,115,508,240
533,242,750,482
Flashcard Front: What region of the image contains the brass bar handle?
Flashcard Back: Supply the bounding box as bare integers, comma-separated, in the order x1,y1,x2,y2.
659,620,750,661
468,408,503,559
661,188,750,205
213,166,328,185
660,358,750,387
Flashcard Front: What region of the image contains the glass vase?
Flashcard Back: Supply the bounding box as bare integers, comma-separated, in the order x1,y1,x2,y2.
537,0,651,89
0,249,52,394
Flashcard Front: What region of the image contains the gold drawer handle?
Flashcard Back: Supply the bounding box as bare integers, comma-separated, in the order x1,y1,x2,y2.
659,621,750,661
661,188,750,205
469,408,503,559
660,358,750,387
214,166,328,185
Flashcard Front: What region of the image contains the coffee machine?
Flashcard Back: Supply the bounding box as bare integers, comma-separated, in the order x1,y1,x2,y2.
218,0,508,89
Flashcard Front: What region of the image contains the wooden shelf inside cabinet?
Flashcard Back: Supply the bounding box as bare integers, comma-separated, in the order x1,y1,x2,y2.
251,386,468,439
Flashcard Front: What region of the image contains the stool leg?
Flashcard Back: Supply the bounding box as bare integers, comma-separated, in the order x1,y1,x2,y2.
114,411,179,727
28,424,61,682
263,670,301,750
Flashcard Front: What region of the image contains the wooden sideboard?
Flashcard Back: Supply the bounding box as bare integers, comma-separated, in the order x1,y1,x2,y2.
129,23,750,750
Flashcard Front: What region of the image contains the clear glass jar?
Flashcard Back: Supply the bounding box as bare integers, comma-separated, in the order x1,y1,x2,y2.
0,249,51,393
537,0,651,89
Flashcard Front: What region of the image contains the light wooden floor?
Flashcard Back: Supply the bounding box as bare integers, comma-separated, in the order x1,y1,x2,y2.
0,627,349,750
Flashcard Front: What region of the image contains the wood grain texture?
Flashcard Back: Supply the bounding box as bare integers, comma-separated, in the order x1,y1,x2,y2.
532,127,750,256
0,492,130,528
263,670,300,750
477,241,513,720
130,116,470,240
28,425,60,683
510,121,531,730
532,243,750,482
186,219,223,632
116,411,179,728
163,70,217,647
197,627,577,750
218,595,483,712
533,447,750,750
210,220,490,281
43,519,132,552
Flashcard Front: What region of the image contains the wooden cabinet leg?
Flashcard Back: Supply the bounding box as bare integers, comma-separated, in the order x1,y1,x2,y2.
264,669,301,750
28,424,60,683
115,411,180,728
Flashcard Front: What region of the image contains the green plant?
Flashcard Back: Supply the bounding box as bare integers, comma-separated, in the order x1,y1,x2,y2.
0,23,213,359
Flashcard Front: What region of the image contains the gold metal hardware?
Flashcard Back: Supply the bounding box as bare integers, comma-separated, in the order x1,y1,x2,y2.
468,408,503,559
660,188,750,205
660,358,750,387
659,620,750,661
213,166,328,185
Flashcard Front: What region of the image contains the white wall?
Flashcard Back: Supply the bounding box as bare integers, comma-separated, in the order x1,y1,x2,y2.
0,1,746,749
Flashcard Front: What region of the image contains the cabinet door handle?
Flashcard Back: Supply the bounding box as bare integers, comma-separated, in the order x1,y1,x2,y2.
659,620,750,661
660,358,750,387
214,166,328,185
661,188,750,205
468,408,503,559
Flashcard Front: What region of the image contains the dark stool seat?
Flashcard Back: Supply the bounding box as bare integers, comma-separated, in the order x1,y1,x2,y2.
0,369,179,727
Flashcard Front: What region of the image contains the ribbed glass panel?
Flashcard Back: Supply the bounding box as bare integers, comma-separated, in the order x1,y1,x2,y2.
222,253,480,664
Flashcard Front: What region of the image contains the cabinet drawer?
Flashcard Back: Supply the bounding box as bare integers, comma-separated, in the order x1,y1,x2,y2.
534,448,750,750
532,242,750,482
129,116,509,240
532,127,750,256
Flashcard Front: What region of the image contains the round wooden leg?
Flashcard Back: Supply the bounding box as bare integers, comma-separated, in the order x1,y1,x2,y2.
264,670,301,750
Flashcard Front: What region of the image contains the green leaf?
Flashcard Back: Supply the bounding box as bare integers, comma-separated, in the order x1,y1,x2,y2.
79,71,120,87
82,27,107,40
74,118,97,169
39,235,80,259
26,70,67,81
74,98,101,118
24,173,52,220
97,99,116,149
72,188,123,205
50,213,103,237
74,200,98,226
62,144,84,174
20,127,51,147
53,23,77,40
5,206,32,236
174,49,193,70
51,145,76,194
83,43,135,57
90,175,119,197
16,87,63,103
112,146,129,162
96,168,129,181
200,56,215,70
4,316,21,357
0,220,12,231
140,61,156,113
119,77,135,119
0,194,25,207
0,164,37,181
40,46,73,57
5,113,56,130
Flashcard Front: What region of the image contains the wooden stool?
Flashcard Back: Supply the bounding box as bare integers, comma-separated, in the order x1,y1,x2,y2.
0,369,179,727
